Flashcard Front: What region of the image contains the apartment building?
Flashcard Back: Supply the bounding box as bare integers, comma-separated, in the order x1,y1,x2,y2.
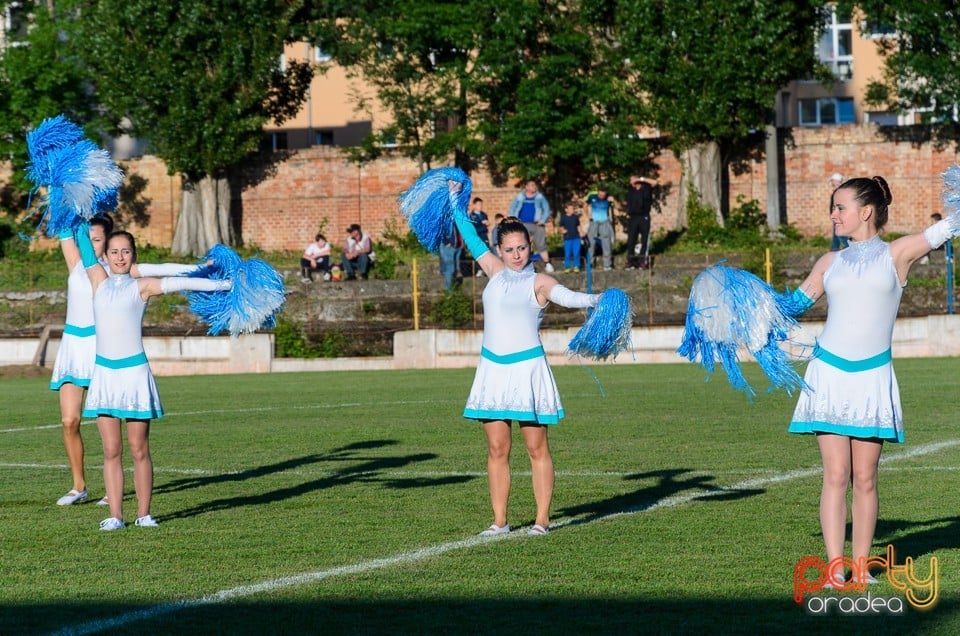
777,4,920,128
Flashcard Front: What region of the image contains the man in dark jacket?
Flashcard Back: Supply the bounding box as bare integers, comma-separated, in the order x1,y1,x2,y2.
625,176,656,269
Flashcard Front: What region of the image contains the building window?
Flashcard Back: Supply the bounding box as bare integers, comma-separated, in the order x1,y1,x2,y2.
314,130,334,146
3,1,29,48
818,6,853,80
799,97,855,126
862,18,896,38
269,132,288,151
313,46,332,63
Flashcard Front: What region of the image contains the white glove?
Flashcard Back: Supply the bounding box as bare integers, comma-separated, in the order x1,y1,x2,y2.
548,284,601,309
138,263,201,277
924,212,960,249
160,277,232,293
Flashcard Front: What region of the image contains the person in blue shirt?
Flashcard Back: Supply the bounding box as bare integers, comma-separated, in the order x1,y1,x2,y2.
508,180,554,272
559,201,583,272
585,186,617,270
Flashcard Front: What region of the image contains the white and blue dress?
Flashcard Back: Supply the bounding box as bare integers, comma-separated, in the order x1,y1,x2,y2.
82,274,163,420
50,261,100,390
789,235,904,442
463,266,564,425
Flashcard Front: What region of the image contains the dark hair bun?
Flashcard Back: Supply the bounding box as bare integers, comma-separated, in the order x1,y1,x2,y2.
872,176,892,206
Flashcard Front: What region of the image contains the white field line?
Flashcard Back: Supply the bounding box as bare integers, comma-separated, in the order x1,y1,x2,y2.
0,399,459,435
48,438,960,636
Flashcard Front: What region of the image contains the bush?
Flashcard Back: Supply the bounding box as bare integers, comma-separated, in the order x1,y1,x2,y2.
273,316,347,358
430,288,473,328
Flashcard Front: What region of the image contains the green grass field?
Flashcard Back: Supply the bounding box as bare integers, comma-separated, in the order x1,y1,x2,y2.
2,361,958,635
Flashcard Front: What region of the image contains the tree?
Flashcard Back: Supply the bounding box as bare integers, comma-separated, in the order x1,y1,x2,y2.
73,0,313,255
854,1,960,144
304,1,651,207
614,1,824,225
304,0,485,174
473,1,651,202
0,1,103,212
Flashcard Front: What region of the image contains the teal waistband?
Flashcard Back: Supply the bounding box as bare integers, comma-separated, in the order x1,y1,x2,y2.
95,352,148,369
815,345,892,372
63,323,95,337
481,345,545,364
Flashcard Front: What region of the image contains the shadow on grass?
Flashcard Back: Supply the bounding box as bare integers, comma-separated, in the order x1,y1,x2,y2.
874,514,960,560
157,440,472,522
10,597,957,635
557,468,764,524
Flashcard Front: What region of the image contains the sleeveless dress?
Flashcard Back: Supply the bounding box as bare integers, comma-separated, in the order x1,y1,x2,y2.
463,265,564,425
50,262,98,390
82,274,164,420
788,235,904,442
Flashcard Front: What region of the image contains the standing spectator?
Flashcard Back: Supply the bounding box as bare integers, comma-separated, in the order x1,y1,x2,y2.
439,226,464,290
508,179,554,272
625,176,656,269
341,223,372,280
468,197,490,277
300,233,331,282
829,173,849,251
585,186,617,271
489,213,505,258
559,202,583,272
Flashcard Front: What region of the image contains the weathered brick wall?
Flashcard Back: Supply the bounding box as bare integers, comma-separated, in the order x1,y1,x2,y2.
10,125,959,251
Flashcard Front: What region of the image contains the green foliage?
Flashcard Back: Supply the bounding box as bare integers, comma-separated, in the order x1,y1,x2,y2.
73,0,312,180
855,1,960,136
682,193,787,252
429,288,473,328
273,316,347,358
305,1,650,200
0,243,65,289
681,188,723,246
615,1,824,151
0,2,105,200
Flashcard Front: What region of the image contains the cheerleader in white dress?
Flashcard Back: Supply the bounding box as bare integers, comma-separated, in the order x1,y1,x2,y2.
786,176,953,585
75,228,231,530
51,218,204,508
49,217,112,506
456,211,600,537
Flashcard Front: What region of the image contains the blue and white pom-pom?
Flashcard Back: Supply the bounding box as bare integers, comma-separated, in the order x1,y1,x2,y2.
184,244,286,337
942,165,960,218
398,166,472,252
25,115,85,186
677,264,811,398
568,288,633,361
24,115,123,237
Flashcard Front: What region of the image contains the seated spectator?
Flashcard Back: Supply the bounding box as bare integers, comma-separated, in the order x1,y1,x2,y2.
300,233,331,282
341,223,372,280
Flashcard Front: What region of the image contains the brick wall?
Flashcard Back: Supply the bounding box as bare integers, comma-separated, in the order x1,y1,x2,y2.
14,124,960,251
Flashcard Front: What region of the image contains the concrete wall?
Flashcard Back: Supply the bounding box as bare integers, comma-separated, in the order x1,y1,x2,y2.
5,316,960,376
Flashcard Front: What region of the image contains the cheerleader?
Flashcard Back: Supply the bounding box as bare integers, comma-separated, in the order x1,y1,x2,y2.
52,218,203,507
75,227,231,530
457,211,600,536
787,176,953,585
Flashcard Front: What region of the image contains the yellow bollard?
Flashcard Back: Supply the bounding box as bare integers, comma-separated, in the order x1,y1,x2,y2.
412,258,420,330
765,247,772,284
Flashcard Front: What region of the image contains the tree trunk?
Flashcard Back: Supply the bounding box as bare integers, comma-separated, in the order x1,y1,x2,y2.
677,141,723,228
172,174,236,256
